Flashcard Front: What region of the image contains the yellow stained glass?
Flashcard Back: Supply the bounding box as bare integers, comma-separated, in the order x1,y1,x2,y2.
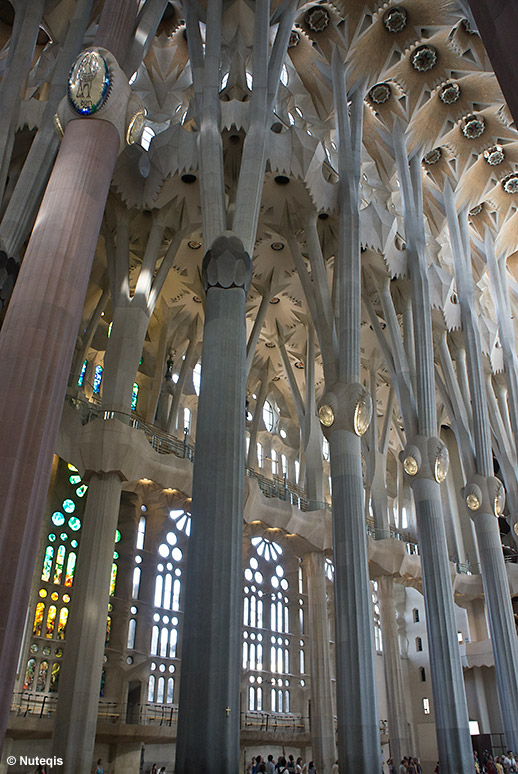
41,546,54,582
46,605,57,638
33,602,45,636
109,563,117,596
57,607,68,639
64,552,76,587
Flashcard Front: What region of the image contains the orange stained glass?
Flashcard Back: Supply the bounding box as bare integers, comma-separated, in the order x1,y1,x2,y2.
46,605,57,638
33,602,45,636
105,615,111,645
53,545,65,584
57,607,68,639
64,552,76,587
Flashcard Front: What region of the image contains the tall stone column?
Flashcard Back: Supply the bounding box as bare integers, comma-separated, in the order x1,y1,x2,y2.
175,233,252,774
377,575,412,764
0,1,138,740
303,552,336,774
464,481,518,750
401,440,473,770
52,471,123,774
318,383,380,773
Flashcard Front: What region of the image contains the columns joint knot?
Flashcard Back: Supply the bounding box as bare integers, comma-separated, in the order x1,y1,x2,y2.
202,232,252,293
317,381,372,439
463,473,505,519
399,435,449,483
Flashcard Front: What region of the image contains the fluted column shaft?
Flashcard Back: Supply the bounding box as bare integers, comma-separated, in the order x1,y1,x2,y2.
304,552,336,774
175,235,251,774
329,427,379,773
472,511,518,749
377,575,412,764
52,472,123,773
411,477,473,772
0,118,119,740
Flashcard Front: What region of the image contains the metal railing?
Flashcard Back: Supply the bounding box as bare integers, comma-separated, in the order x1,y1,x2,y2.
10,693,308,734
65,395,473,573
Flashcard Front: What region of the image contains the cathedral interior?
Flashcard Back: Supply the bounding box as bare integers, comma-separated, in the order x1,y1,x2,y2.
1,1,518,773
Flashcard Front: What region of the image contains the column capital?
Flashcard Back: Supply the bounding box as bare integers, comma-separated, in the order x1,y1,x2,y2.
317,381,372,439
463,473,505,520
55,47,145,153
201,232,252,292
399,435,449,484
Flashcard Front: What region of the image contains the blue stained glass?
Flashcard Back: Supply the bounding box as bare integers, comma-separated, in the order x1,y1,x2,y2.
131,382,139,411
69,475,81,485
52,512,65,526
60,533,69,542
48,533,56,542
68,517,81,531
62,499,75,513
77,360,87,387
93,365,103,394
76,485,88,498
71,539,78,548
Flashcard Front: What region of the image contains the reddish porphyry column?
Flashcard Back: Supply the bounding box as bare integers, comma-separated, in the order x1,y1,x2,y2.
0,0,138,740
0,118,120,738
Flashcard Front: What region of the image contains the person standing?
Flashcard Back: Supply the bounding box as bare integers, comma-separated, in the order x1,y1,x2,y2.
96,759,104,774
266,755,275,774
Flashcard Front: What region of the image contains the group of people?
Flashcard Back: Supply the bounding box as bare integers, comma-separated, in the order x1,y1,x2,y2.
148,765,167,773
474,750,518,773
247,754,317,774
385,756,422,773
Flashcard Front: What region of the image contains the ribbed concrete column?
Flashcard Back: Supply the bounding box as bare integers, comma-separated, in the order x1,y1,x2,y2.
411,476,473,771
175,234,251,774
328,426,380,773
52,471,123,774
303,552,336,774
377,575,412,764
471,509,518,749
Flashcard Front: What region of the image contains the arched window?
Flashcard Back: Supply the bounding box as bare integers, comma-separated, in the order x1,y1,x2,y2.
192,362,202,396
263,400,274,432
136,515,146,550
183,407,191,433
416,636,423,652
127,619,137,649
257,442,264,468
271,449,278,475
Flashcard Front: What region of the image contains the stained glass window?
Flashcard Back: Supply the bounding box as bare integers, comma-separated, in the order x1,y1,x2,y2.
62,499,75,513
77,359,87,387
64,552,76,587
41,547,54,581
53,545,65,584
68,517,81,531
93,364,103,395
109,563,118,596
49,663,60,692
36,661,48,691
51,512,65,527
69,475,81,485
46,606,57,638
57,607,68,639
105,616,111,645
24,658,36,690
33,603,45,636
76,485,87,498
131,382,139,410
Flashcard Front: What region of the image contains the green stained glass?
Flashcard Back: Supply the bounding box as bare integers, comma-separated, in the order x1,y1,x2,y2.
71,539,78,548
41,546,54,581
131,382,139,411
69,475,81,485
113,551,119,559
76,485,88,497
115,530,121,543
109,563,117,596
68,516,81,531
105,616,111,645
52,512,65,526
62,499,75,513
53,545,65,584
24,658,36,690
64,552,76,587
48,533,56,542
60,532,68,542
